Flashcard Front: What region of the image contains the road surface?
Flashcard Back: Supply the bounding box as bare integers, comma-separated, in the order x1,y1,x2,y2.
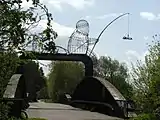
26,102,123,120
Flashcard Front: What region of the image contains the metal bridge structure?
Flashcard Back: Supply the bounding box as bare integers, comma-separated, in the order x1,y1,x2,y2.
1,51,136,119
25,13,132,78
0,12,136,120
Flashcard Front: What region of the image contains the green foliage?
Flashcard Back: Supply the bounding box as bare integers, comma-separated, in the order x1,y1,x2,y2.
130,113,156,120
98,56,133,99
0,0,56,114
0,53,47,118
7,117,21,120
0,0,58,97
0,52,19,97
0,53,23,120
0,0,57,119
0,102,10,120
37,86,49,99
0,0,57,53
37,67,49,99
47,61,84,102
131,35,160,118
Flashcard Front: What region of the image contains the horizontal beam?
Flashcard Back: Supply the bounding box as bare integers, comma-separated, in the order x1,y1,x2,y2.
19,52,93,76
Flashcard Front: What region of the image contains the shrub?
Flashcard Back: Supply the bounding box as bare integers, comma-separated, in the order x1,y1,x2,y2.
131,113,156,120
0,102,10,120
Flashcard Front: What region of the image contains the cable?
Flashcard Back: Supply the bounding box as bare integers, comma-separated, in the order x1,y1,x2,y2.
128,14,130,37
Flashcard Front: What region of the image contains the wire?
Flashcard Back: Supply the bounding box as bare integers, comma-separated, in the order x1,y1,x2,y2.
128,14,130,36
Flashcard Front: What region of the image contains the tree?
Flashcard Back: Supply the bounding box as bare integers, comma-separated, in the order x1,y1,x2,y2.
131,35,160,118
20,61,47,101
0,0,58,94
98,56,133,99
0,0,57,53
37,67,49,99
91,55,103,77
0,0,57,118
0,52,21,120
0,52,19,97
47,61,84,102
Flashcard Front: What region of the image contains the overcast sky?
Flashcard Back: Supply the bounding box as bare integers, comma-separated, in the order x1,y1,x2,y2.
22,0,160,76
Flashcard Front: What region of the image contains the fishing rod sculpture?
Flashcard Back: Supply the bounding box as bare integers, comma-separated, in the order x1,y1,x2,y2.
67,13,132,57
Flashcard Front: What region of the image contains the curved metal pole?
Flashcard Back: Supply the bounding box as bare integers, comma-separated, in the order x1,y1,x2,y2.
89,13,129,56
55,46,70,54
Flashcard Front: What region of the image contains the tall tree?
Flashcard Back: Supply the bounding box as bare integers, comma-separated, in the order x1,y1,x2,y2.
98,56,133,99
0,53,19,97
21,61,46,101
0,0,57,119
0,0,57,53
0,0,58,95
37,67,49,99
131,35,160,118
47,61,84,102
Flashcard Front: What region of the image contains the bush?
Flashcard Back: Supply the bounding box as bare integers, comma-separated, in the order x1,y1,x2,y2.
131,113,156,120
0,53,21,120
0,102,10,120
37,87,49,100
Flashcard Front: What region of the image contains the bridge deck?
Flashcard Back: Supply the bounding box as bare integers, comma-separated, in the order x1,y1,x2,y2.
27,102,123,120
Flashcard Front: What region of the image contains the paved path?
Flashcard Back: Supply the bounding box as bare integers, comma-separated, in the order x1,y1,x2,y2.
27,102,123,120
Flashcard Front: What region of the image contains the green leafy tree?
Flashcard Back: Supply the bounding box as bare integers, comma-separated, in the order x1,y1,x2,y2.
131,35,160,119
37,67,49,99
98,56,133,99
131,59,153,113
47,61,84,102
20,61,47,101
91,55,102,77
0,0,57,119
0,0,57,52
0,52,19,97
0,52,21,120
0,0,58,95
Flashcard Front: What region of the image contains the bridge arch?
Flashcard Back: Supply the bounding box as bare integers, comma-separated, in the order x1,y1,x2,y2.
71,76,126,118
